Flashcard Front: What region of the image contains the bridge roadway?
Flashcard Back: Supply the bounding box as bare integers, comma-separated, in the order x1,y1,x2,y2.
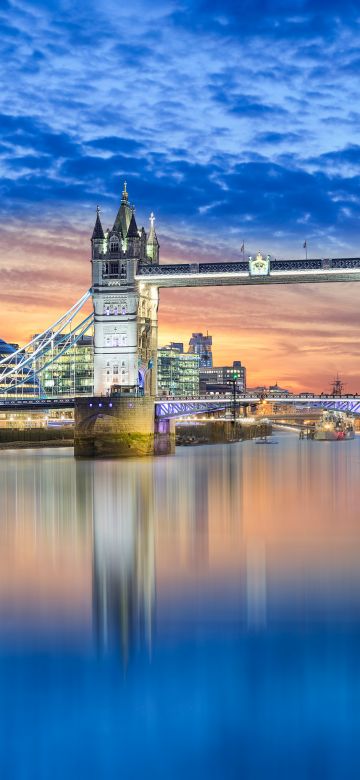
135,257,360,288
2,395,359,417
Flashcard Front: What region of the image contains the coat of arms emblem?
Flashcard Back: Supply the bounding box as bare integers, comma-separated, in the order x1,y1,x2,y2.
249,252,270,276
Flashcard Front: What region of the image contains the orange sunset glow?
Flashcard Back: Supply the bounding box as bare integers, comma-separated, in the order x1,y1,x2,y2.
1,223,359,393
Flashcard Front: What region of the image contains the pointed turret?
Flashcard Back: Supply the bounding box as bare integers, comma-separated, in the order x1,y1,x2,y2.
146,212,159,263
125,209,140,259
92,206,105,240
127,211,139,238
113,181,132,236
140,226,147,260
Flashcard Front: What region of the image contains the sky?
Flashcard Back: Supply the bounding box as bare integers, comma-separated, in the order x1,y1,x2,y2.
1,0,360,390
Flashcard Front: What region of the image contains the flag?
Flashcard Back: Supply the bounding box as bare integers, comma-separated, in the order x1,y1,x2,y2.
240,241,245,253
303,240,307,249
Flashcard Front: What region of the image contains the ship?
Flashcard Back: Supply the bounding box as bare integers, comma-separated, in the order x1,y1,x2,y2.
313,411,355,441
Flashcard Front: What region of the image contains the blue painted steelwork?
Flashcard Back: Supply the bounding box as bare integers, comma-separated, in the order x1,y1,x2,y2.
155,400,230,419
155,396,360,419
312,399,360,414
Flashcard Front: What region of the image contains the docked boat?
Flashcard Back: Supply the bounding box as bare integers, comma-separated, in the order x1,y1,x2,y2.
313,411,355,441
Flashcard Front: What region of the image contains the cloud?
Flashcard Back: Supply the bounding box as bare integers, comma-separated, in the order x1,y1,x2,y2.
1,0,360,387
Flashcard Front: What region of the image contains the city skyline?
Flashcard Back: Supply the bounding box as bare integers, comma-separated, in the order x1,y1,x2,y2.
1,1,360,391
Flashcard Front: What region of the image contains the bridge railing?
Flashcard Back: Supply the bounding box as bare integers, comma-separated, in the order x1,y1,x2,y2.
137,257,360,278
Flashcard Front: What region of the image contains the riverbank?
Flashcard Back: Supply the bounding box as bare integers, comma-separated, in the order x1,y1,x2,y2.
0,428,74,449
176,420,271,446
0,420,272,451
0,440,74,450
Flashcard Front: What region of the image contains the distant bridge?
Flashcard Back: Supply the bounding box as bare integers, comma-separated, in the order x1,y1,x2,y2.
154,395,360,418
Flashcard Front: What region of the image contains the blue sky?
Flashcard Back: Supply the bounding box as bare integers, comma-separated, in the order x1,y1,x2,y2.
1,0,360,256
1,0,360,387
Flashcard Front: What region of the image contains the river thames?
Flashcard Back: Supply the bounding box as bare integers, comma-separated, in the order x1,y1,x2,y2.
1,431,360,778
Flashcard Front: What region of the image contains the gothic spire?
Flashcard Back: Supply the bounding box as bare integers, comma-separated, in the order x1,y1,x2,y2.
127,211,139,238
121,180,128,203
113,180,132,235
146,211,159,262
92,205,105,240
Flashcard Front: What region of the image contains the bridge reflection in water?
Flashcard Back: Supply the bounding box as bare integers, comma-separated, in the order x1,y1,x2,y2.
1,437,360,774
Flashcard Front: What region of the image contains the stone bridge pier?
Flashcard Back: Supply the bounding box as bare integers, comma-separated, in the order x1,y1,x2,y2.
74,397,175,458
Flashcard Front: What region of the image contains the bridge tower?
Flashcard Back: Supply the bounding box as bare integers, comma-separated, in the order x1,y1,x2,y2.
75,184,174,458
91,183,159,396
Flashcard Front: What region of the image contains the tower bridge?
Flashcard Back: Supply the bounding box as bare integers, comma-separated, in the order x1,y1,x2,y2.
2,182,360,456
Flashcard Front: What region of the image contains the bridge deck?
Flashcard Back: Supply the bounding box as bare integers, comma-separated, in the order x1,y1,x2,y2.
1,395,359,415
136,258,360,287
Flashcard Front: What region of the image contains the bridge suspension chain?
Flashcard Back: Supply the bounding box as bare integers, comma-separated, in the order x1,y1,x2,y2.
0,291,93,396
0,291,91,379
0,312,94,395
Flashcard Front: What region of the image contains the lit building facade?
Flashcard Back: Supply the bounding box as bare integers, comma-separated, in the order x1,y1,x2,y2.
32,334,94,396
0,339,39,398
157,346,200,396
188,332,212,368
200,360,246,394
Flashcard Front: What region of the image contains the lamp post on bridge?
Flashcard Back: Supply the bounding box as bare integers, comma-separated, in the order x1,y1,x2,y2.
229,372,240,433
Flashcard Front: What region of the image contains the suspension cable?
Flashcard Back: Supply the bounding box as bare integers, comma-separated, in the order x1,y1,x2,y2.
0,313,94,395
0,290,91,368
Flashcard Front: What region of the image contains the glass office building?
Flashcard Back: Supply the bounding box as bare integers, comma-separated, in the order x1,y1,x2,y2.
188,333,213,368
0,339,39,398
157,346,200,396
31,334,94,396
199,360,247,394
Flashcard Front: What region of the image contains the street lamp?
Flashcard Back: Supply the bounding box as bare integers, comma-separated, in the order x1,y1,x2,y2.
229,372,239,430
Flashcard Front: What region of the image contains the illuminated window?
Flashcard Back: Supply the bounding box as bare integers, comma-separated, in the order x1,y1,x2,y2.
110,238,119,252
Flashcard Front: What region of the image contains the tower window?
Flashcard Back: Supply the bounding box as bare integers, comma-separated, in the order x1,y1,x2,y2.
120,264,126,279
110,262,119,275
110,239,119,252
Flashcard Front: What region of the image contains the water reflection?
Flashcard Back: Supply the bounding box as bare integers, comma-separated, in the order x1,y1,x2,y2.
1,435,360,775
1,436,360,645
91,461,155,662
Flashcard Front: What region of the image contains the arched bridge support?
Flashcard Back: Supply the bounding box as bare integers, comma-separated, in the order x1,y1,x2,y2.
74,396,175,458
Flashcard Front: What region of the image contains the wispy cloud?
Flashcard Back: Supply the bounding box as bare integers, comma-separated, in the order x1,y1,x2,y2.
1,0,360,386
